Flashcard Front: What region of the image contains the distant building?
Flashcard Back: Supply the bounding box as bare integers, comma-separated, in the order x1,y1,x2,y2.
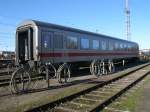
140,49,150,56
0,51,15,60
139,49,150,61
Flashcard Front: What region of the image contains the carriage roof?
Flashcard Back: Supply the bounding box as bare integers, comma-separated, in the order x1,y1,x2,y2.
17,19,138,45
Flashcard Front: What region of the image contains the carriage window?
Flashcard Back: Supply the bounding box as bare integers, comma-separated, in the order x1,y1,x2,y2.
136,45,138,50
132,45,135,51
81,38,90,49
124,44,127,50
101,41,107,50
66,36,78,49
115,42,119,50
92,40,99,49
131,44,135,51
54,33,63,49
42,32,51,48
120,43,123,50
108,41,113,50
128,44,132,51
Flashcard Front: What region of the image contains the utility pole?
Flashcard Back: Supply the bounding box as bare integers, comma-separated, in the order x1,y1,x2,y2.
125,0,131,40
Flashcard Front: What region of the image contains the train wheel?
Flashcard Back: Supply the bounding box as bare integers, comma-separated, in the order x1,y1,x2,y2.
38,65,50,87
90,60,97,75
93,61,101,77
10,68,31,94
90,60,102,77
28,66,37,76
47,62,57,78
108,61,115,73
101,61,108,75
57,63,71,83
111,62,115,73
38,65,47,75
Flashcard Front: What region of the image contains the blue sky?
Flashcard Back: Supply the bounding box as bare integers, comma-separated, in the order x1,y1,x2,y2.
0,0,149,51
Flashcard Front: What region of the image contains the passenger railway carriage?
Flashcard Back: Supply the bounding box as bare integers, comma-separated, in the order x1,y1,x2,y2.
16,19,138,62
14,19,139,87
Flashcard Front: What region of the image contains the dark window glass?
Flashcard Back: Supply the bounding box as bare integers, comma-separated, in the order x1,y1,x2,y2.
120,43,123,50
42,32,51,48
124,44,127,50
108,41,113,50
54,33,63,49
66,36,78,49
92,40,99,49
128,44,132,51
115,42,119,50
81,38,89,49
101,41,107,50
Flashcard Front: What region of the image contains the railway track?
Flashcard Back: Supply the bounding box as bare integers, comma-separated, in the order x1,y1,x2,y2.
26,63,150,112
0,69,14,76
0,68,14,86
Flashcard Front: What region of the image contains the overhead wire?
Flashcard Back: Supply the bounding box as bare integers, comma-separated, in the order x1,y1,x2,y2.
0,16,18,51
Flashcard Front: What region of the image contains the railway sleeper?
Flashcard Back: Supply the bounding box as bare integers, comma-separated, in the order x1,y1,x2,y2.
53,106,76,112
75,97,99,104
87,92,115,100
104,107,125,112
96,88,118,93
111,81,133,84
82,94,107,100
102,86,123,91
71,101,91,107
107,85,127,90
60,101,91,111
90,91,113,95
108,83,128,86
79,97,100,102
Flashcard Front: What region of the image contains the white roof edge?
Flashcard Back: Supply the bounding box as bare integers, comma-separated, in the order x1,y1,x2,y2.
17,19,37,28
17,19,137,44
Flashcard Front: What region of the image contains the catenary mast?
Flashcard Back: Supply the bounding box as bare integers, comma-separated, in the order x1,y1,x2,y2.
125,0,131,40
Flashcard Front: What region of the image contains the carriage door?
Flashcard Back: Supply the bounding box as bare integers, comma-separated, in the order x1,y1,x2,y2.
41,31,53,61
17,28,33,62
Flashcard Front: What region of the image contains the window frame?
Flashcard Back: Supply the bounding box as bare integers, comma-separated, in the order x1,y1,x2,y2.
53,32,63,49
66,36,78,49
101,40,107,50
80,37,90,49
108,41,114,50
115,42,119,50
92,39,100,50
41,31,52,49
